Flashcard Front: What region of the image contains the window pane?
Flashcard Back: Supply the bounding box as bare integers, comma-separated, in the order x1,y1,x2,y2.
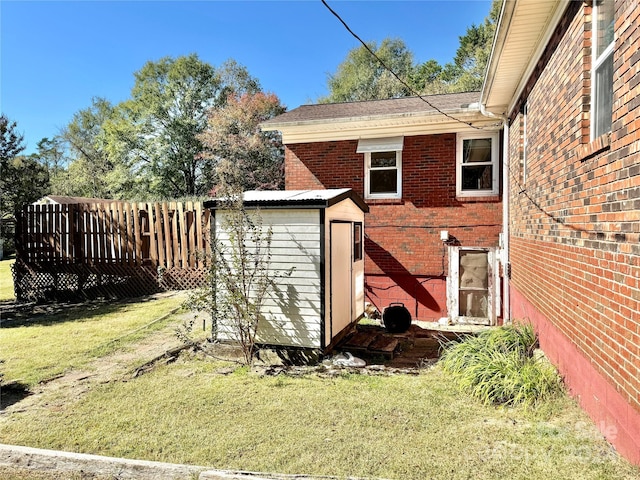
371,151,396,168
463,138,492,163
370,169,397,194
353,223,363,261
458,251,489,318
595,0,615,58
459,291,489,317
461,165,493,190
595,52,613,137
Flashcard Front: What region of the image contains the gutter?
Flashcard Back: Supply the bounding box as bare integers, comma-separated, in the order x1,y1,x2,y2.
480,104,511,325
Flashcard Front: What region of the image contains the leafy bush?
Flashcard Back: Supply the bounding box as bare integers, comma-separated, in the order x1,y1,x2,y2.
439,323,562,406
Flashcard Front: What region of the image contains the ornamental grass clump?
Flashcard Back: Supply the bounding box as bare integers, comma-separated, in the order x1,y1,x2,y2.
439,323,562,406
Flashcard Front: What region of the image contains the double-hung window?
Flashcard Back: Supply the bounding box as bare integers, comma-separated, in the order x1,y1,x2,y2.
592,0,614,139
357,137,403,200
456,131,500,197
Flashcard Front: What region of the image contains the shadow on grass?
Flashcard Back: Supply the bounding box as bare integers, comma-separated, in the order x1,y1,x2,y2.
0,296,164,329
0,381,32,410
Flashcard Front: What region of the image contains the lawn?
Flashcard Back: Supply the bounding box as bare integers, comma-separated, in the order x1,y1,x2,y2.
0,257,15,301
1,294,187,387
1,358,638,480
0,298,638,480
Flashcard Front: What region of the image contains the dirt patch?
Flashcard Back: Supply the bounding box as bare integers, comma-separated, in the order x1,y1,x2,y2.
1,297,197,416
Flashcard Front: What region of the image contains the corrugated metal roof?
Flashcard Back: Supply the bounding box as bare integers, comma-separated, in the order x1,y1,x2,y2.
205,189,368,213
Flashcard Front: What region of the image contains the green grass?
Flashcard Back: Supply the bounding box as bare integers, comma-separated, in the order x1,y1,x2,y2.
0,295,185,387
0,357,637,480
0,257,15,301
440,323,563,406
1,308,638,479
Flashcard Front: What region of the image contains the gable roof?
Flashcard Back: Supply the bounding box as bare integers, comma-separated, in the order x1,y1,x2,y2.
261,92,500,143
481,0,567,116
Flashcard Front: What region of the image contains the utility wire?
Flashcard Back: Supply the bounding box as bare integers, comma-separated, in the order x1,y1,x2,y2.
321,0,491,130
322,0,612,241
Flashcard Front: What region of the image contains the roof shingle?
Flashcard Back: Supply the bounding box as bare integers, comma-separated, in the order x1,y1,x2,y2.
262,92,481,126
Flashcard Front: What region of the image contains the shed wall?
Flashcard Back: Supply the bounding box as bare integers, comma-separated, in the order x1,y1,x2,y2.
214,209,322,349
325,199,367,346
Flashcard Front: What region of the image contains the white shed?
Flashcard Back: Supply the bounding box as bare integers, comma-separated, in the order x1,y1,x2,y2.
204,189,368,352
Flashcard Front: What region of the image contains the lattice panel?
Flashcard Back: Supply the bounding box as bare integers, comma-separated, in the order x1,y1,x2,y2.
12,260,208,302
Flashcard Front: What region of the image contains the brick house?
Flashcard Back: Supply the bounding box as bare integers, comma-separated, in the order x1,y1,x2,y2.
261,93,506,326
481,0,640,464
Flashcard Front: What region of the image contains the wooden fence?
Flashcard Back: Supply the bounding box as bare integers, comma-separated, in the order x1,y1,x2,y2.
13,201,211,301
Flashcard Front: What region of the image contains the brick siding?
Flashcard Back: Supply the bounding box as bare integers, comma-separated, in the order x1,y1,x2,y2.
286,134,503,321
507,0,640,462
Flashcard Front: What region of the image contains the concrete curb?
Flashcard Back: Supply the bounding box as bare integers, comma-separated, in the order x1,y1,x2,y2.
0,444,373,480
0,444,298,479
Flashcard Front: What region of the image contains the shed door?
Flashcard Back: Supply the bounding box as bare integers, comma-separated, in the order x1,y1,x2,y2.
330,222,353,340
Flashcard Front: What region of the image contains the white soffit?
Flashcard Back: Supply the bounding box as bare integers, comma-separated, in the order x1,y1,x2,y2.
482,0,566,115
275,114,500,144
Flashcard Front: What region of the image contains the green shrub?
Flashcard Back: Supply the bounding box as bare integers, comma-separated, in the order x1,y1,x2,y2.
439,323,562,406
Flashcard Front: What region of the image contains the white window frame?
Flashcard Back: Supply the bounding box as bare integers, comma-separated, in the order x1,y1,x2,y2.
591,0,615,140
456,131,500,197
364,151,402,199
358,137,403,200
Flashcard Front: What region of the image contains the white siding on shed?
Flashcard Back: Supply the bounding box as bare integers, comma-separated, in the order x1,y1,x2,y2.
214,209,322,348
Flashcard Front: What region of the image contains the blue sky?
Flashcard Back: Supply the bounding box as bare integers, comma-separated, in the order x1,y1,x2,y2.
1,0,491,154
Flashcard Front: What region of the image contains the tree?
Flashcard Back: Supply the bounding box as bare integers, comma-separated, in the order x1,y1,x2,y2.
32,137,70,196
0,115,29,258
322,0,503,99
184,189,276,365
62,97,139,199
2,156,49,214
409,59,447,95
320,38,415,103
446,0,502,92
108,54,266,199
198,92,286,193
0,114,25,169
60,56,270,200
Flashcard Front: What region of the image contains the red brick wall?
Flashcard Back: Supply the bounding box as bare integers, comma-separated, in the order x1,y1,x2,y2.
286,134,503,321
508,0,640,463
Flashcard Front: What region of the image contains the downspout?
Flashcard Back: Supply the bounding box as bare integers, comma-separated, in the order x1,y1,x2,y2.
480,105,510,324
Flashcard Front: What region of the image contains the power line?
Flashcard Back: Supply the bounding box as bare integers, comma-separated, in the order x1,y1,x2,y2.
322,0,609,239
321,0,488,130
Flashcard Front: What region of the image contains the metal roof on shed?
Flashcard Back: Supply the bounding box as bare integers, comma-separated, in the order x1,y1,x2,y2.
204,189,368,213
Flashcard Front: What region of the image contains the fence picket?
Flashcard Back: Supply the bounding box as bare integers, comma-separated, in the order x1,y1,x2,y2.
147,203,158,267
132,203,142,265
16,200,209,271
170,202,179,267
154,203,165,268
162,202,172,268
177,202,188,268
